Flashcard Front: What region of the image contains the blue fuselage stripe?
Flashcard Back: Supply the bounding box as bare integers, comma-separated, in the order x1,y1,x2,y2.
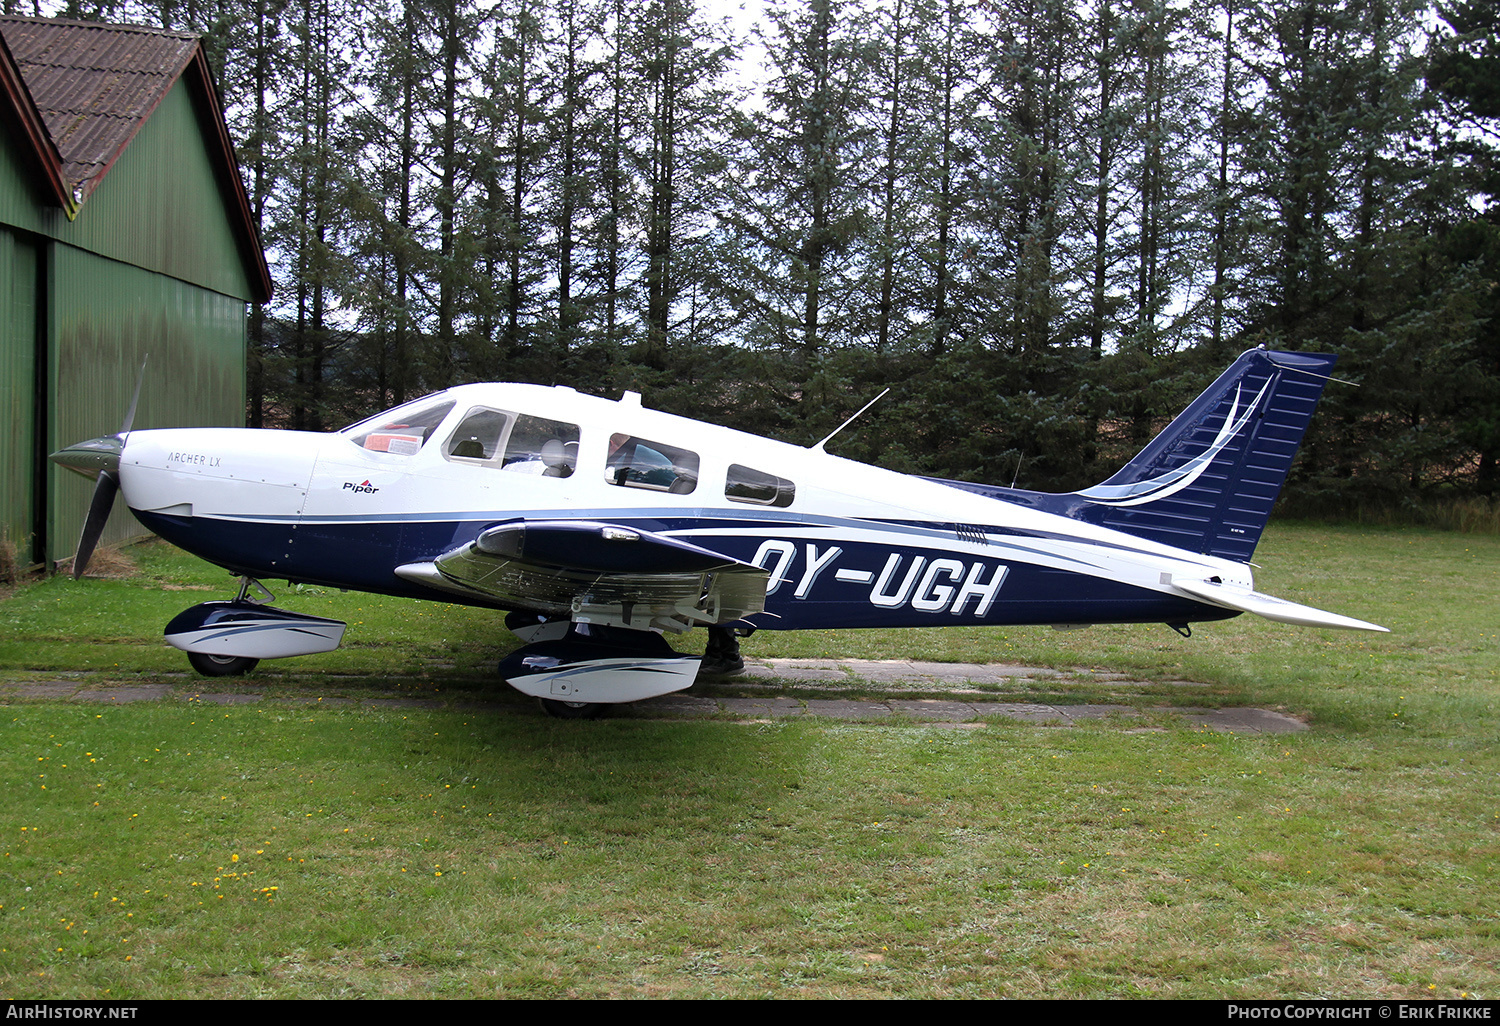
133,508,1231,630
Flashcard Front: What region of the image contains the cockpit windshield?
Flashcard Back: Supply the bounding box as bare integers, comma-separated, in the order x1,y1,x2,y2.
343,398,456,455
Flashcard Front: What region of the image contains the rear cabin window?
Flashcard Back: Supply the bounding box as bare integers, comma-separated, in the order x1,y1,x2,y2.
606,434,699,494
350,400,456,455
726,464,795,507
445,408,579,477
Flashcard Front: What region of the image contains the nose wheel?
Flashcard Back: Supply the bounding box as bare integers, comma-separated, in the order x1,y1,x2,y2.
165,577,348,675
187,652,260,677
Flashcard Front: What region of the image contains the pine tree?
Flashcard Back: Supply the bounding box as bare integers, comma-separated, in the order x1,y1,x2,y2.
913,0,983,358
279,0,356,429
972,0,1081,358
723,0,875,417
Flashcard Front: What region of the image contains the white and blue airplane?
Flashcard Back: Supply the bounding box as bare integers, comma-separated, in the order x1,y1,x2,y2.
51,347,1386,717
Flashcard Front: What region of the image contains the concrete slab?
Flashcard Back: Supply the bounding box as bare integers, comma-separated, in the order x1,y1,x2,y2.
75,685,173,703
1055,703,1139,721
742,661,850,682
982,703,1073,725
717,697,806,718
805,698,891,719
1177,706,1307,734
641,694,721,715
0,663,1308,734
888,699,983,721
0,682,80,699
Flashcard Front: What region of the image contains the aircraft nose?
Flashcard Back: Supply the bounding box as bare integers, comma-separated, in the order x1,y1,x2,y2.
50,435,125,479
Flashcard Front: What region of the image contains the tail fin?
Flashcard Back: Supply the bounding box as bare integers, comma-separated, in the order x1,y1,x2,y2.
1072,348,1336,561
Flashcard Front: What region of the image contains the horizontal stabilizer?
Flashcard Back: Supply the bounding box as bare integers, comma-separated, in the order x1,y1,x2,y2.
1169,579,1389,633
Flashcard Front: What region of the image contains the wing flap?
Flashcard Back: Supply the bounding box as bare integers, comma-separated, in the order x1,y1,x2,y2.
1170,578,1389,633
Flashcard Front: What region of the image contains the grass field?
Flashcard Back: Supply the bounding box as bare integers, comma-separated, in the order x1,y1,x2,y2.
0,522,1495,998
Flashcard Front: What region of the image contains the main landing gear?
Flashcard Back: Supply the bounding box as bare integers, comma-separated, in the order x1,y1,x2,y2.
163,576,347,677
500,614,704,719
500,615,758,719
186,652,260,677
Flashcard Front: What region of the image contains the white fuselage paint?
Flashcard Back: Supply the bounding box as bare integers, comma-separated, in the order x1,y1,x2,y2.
115,382,1256,621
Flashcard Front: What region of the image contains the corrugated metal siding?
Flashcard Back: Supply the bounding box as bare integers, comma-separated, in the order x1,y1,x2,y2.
0,227,40,564
0,119,60,235
3,18,257,567
46,243,245,563
60,78,254,302
3,43,254,301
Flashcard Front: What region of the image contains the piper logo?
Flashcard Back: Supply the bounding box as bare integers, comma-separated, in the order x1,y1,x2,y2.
343,480,380,494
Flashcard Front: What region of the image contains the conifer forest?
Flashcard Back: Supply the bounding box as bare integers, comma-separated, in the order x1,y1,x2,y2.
15,0,1500,510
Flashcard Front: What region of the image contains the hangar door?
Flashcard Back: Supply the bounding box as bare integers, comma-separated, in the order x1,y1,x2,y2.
0,227,42,568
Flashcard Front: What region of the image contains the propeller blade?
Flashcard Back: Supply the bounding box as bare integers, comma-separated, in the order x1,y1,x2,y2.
72,470,119,580
49,358,147,480
54,357,148,577
120,355,148,435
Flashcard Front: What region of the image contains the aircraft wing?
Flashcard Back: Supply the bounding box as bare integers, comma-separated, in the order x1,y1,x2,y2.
1169,578,1389,633
395,520,769,633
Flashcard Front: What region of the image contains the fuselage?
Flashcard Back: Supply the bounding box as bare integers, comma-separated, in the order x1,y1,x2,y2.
118,382,1246,630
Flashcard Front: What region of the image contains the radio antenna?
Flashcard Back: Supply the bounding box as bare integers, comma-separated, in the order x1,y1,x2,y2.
812,388,890,452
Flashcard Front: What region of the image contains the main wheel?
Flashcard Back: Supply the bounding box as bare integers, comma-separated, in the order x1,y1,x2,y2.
539,698,605,720
187,652,260,677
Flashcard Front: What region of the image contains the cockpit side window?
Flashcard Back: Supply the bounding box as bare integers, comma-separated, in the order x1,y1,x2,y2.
442,409,580,476
349,400,456,455
502,416,581,477
606,433,699,494
726,464,795,507
445,408,513,461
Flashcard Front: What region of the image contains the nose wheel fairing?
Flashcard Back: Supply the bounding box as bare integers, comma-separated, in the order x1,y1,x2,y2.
164,600,347,660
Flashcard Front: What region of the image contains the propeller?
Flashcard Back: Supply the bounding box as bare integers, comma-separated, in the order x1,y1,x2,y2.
71,470,121,580
49,357,148,579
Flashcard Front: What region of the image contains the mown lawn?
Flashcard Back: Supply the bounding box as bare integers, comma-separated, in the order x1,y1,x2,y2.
0,523,1495,998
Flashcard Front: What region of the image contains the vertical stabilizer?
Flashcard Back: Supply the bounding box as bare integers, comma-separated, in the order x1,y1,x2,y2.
1071,348,1336,562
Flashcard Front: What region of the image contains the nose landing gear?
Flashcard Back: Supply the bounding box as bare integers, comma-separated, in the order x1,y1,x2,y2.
165,576,347,677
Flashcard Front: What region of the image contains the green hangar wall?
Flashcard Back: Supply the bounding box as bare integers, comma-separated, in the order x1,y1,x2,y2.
0,14,271,568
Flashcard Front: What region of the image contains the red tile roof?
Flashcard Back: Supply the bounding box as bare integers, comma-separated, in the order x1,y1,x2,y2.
2,15,197,205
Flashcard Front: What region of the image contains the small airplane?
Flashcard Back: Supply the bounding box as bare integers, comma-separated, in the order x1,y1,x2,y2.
51,347,1387,717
